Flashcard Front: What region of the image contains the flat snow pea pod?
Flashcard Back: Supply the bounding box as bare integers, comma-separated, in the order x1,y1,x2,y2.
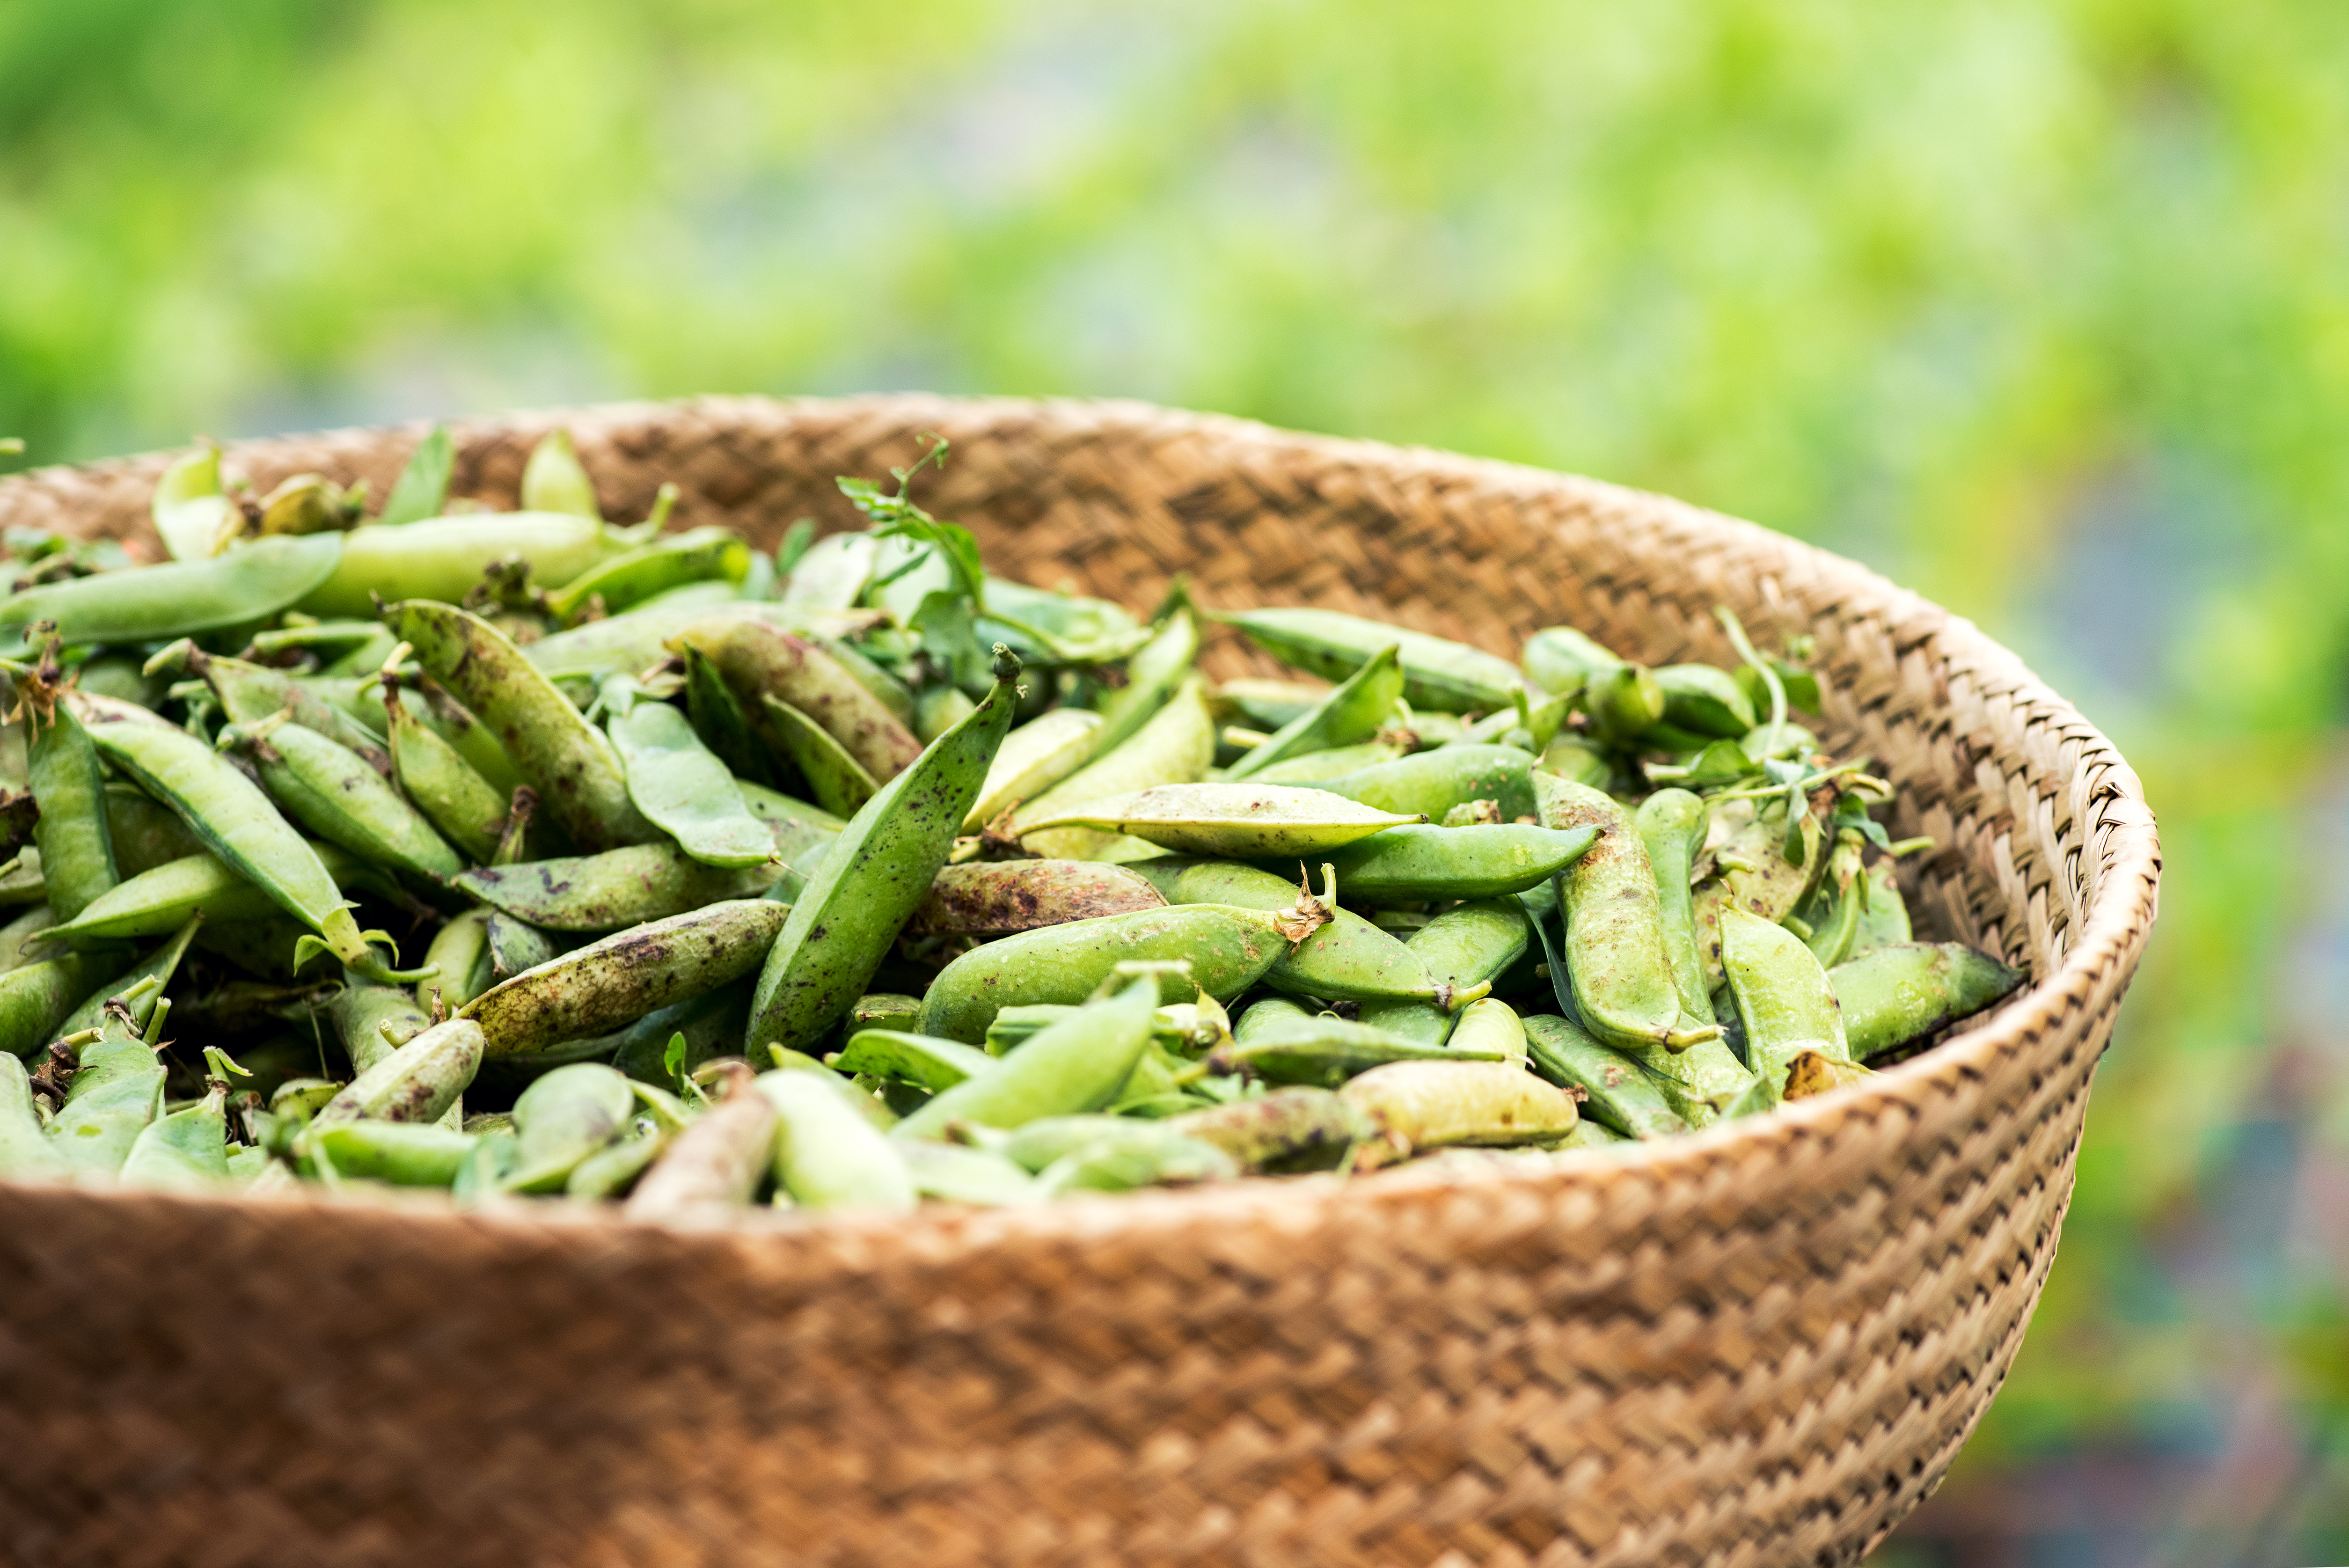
82,709,398,975
1250,741,1406,785
781,531,877,610
895,973,1157,1139
1848,865,1913,955
623,1063,779,1221
309,1120,475,1186
222,716,464,882
104,782,208,877
898,1138,1040,1206
301,513,615,618
465,900,790,1056
908,859,1165,935
388,601,654,853
1214,607,1522,714
1655,664,1756,738
1036,1130,1237,1195
27,703,117,923
1018,781,1421,859
1719,905,1851,1085
152,443,237,562
1830,941,2024,1060
0,535,344,644
0,906,54,974
1014,676,1215,861
383,679,505,863
757,1068,917,1213
0,1051,66,1179
1519,1013,1691,1140
1170,1087,1357,1173
760,695,878,816
1537,770,1719,1055
1691,796,1829,986
1342,1059,1581,1170
547,527,748,623
1090,605,1198,760
150,641,391,769
1220,1016,1507,1087
44,1001,166,1175
501,1062,635,1192
314,1018,484,1128
1316,744,1537,823
606,692,775,868
671,615,921,784
828,1029,996,1092
119,1076,231,1191
1634,788,1714,1022
454,843,779,931
57,916,200,1039
748,649,1023,1054
1448,997,1528,1062
1266,821,1597,901
963,707,1103,831
1127,859,1453,1005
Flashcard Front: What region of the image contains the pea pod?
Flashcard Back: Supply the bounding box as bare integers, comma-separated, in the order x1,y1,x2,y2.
914,684,976,745
150,641,392,769
548,526,747,623
623,1062,779,1220
1226,644,1403,783
1691,796,1827,986
502,1062,635,1192
388,600,655,853
898,1138,1039,1206
1169,1087,1356,1173
332,982,432,1078
1633,788,1714,1022
1538,733,1614,790
1830,941,2023,1060
44,997,168,1175
1795,831,1867,968
382,675,506,863
56,918,198,1040
672,615,921,784
1520,627,1622,696
1849,865,1913,955
313,1018,484,1128
1654,664,1756,738
151,444,237,562
748,648,1023,1055
1036,1130,1236,1195
963,707,1103,831
605,689,775,868
1249,741,1406,785
27,702,117,923
119,1073,231,1192
1219,1012,1507,1087
683,644,775,789
1341,1059,1581,1170
1519,1014,1691,1140
0,906,53,974
454,843,780,931
1090,605,1198,760
760,694,878,816
221,715,464,883
758,1068,917,1213
1014,677,1215,860
521,429,601,519
1784,1048,1876,1101
907,859,1165,935
463,900,788,1057
1262,822,1596,901
983,1001,1223,1060
1315,744,1537,823
1448,997,1528,1062
302,514,616,618
421,910,492,1010
895,973,1156,1139
1210,678,1330,733
1356,898,1531,1042
309,1120,475,1186
104,782,208,876
33,844,380,950
1214,606,1521,713
1718,905,1851,1087
343,678,526,798
1127,859,1456,1005
1018,781,1420,859
828,1029,996,1092
0,1051,66,1179
0,534,343,644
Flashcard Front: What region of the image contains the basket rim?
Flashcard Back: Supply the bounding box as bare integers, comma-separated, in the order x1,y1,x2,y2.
0,393,2163,1260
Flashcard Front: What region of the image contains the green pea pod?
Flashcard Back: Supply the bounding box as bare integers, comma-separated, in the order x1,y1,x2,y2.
1090,605,1199,760
1585,663,1666,745
502,1062,634,1192
1654,664,1756,738
1214,607,1521,714
758,1068,918,1212
622,1066,777,1220
1849,865,1913,955
377,425,454,527
223,717,464,883
607,693,776,868
44,1000,167,1175
895,973,1157,1139
828,1029,997,1092
0,907,55,974
1521,627,1623,695
1014,677,1215,860
1356,898,1533,1043
151,641,392,769
0,953,106,1057
1830,941,2023,1060
1537,733,1614,791
1169,1087,1357,1173
914,684,977,745
748,648,1023,1055
548,526,748,623
982,1002,1221,1061
524,601,827,683
28,703,117,923
119,1077,231,1191
1691,797,1831,987
1633,788,1714,1022
1210,678,1330,733
963,707,1103,830
309,1120,475,1186
304,514,616,618
671,615,921,784
464,899,790,1056
1127,859,1453,1004
1718,905,1851,1087
760,694,878,816
383,680,505,863
152,444,236,562
58,916,199,1040
104,781,208,876
1341,1059,1581,1169
0,1052,65,1178
1315,744,1537,822
1017,781,1420,859
1448,997,1528,1062
1536,769,1718,1055
332,981,432,1078
0,534,343,644
454,843,780,931
1035,1131,1236,1195
907,859,1165,935
1221,1014,1507,1087
1264,821,1596,901
36,844,375,950
1519,1014,1691,1141
1784,1048,1876,1101
421,910,492,1010
1249,741,1407,785
565,1121,672,1202
684,644,776,789
1221,639,1400,785
1797,833,1867,968
898,1138,1040,1206
521,429,601,519
388,601,654,853
314,1018,484,1128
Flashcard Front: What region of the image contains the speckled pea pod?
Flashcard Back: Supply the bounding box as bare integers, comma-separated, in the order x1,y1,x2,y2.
907,859,1167,935
1633,788,1714,1023
895,972,1157,1139
28,703,117,923
309,1120,475,1187
1265,822,1596,902
1829,941,2023,1060
502,1062,635,1192
1214,606,1522,714
1017,781,1420,859
1220,1013,1507,1087
464,899,790,1057
604,688,775,869
1719,905,1851,1088
623,1062,778,1221
1169,1087,1357,1173
962,707,1102,830
388,600,654,853
221,716,464,883
1690,795,1826,987
1341,1059,1581,1170
671,615,921,784
1123,859,1451,1005
1518,1013,1690,1140
43,1000,167,1175
748,649,1023,1055
1225,642,1403,782
760,694,878,816
827,1029,997,1091
422,911,492,1010
757,1068,917,1213
150,640,392,771
484,912,568,982
1356,898,1531,1042
454,843,780,931
382,675,505,863
1536,769,1718,1055
1014,676,1215,860
313,1017,483,1128
0,1052,66,1179
1315,744,1537,823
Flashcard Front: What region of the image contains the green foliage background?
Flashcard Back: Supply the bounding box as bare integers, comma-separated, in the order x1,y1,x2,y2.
5,0,2345,1553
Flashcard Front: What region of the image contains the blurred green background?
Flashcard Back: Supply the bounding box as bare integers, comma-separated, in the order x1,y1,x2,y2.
4,1,2344,1559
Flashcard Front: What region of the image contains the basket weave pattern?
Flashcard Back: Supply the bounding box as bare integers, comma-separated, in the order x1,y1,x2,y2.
0,398,2160,1568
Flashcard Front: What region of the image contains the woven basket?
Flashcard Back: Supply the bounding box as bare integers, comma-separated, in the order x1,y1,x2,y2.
0,397,2159,1568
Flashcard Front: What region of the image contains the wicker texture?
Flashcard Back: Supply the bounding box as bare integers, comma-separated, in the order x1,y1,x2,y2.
0,397,2160,1568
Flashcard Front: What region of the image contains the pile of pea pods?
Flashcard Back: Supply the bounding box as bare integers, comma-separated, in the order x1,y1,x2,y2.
0,430,2022,1216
